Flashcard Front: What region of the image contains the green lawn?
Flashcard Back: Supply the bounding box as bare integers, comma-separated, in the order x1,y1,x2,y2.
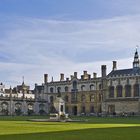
0,116,139,140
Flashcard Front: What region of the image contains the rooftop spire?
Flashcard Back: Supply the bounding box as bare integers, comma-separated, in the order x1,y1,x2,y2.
22,76,25,85
133,46,139,68
51,76,53,82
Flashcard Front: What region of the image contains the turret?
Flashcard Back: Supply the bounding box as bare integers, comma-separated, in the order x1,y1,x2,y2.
133,48,140,68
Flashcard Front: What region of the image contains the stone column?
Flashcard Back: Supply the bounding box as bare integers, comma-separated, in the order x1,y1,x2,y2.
34,101,39,115
114,86,117,98
122,86,125,98
131,85,134,97
22,100,27,115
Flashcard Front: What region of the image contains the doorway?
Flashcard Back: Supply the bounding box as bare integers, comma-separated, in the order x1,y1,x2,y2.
108,105,115,114
73,106,77,115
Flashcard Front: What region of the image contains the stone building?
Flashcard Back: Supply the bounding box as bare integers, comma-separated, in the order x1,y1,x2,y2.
103,50,140,115
35,49,140,116
38,71,103,116
0,81,47,115
35,64,105,116
0,50,140,116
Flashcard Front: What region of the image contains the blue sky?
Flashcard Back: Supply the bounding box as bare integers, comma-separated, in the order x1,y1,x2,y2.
0,0,140,20
0,0,140,88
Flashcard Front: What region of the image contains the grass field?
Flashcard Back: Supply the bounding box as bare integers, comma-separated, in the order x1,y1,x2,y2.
0,116,140,140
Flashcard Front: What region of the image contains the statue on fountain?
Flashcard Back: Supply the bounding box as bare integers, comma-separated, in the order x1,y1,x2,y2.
49,91,69,121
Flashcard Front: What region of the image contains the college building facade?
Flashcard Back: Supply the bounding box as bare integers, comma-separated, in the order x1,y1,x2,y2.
35,49,140,116
0,50,140,116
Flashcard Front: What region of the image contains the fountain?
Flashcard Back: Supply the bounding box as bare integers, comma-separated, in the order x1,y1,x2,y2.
49,97,69,121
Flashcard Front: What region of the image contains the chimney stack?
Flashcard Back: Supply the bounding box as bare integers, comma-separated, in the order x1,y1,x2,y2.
71,75,74,80
60,73,64,81
101,65,107,77
44,74,48,84
66,78,69,81
84,71,87,75
113,61,117,71
88,75,91,79
74,72,77,78
93,73,97,78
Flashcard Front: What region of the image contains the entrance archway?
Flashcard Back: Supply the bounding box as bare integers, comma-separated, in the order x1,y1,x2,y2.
73,106,77,115
108,105,115,114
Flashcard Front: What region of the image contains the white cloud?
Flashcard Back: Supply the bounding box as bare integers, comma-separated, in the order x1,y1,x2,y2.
0,15,139,88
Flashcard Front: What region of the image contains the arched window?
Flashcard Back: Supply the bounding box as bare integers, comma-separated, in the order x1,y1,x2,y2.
27,103,34,115
81,85,85,91
81,106,85,113
15,103,21,109
39,104,45,110
90,106,94,113
1,102,8,112
65,106,69,113
90,84,95,91
50,96,54,103
125,85,131,97
28,103,34,110
116,85,123,97
50,87,54,93
134,84,139,97
65,86,69,92
73,81,77,90
99,94,102,102
49,106,56,113
81,94,86,102
109,86,114,98
39,104,45,115
90,94,94,102
99,84,102,90
65,95,69,102
57,87,61,93
15,103,22,115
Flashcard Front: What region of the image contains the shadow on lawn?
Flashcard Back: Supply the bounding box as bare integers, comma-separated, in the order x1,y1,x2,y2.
71,117,140,124
0,116,140,125
0,126,140,140
15,122,69,126
0,116,49,121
